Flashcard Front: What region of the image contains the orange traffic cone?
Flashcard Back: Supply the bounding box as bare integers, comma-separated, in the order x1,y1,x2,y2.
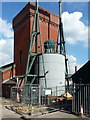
80,105,85,118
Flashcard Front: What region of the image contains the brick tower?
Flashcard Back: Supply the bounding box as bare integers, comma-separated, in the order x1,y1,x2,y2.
13,2,59,76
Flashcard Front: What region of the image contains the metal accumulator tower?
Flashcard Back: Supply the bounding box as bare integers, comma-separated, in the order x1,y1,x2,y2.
17,0,69,92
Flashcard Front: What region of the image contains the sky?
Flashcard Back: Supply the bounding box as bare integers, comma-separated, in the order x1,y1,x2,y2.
0,1,89,74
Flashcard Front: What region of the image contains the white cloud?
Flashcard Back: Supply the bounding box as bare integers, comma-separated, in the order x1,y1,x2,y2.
67,54,83,74
67,55,77,62
0,12,87,69
0,18,14,67
0,52,13,67
0,38,14,67
0,39,6,46
0,18,14,38
62,12,88,47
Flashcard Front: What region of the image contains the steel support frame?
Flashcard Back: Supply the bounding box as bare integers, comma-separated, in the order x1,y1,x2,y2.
58,0,69,88
23,0,47,87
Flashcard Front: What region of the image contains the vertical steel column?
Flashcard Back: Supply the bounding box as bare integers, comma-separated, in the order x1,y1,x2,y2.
31,86,33,106
35,0,38,54
58,0,69,91
59,0,62,54
78,86,79,113
39,85,41,105
72,84,73,112
86,85,88,114
75,85,77,113
37,9,47,88
89,85,90,115
88,85,89,114
73,84,75,113
23,0,47,89
82,86,84,113
35,1,39,84
80,84,81,108
84,85,86,113
56,86,57,96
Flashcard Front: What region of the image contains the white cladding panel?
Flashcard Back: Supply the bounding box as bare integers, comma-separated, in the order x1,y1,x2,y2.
35,54,65,96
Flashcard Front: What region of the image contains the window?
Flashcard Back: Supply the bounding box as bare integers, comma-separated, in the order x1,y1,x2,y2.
20,51,23,64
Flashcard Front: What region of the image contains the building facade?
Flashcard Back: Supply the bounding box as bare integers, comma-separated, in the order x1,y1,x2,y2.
1,2,60,98
71,60,90,116
13,2,59,76
0,63,16,98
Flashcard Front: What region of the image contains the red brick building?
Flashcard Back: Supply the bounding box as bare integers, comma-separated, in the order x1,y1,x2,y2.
1,2,59,97
13,2,59,76
0,63,16,97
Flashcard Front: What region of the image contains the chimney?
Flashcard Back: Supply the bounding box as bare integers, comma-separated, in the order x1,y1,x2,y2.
75,66,77,73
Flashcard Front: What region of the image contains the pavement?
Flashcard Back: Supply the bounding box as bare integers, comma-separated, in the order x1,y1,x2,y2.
1,97,89,120
0,97,2,119
0,97,21,119
36,111,78,118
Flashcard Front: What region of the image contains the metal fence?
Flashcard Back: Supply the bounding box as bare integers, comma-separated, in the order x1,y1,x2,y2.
10,87,24,108
10,84,66,115
72,84,90,116
10,84,90,116
10,84,65,105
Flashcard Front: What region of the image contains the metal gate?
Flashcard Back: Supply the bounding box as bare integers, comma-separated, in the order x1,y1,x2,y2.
72,84,90,115
10,85,65,105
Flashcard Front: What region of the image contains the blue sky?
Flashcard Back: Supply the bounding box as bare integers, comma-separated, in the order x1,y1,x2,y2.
0,2,89,73
88,2,90,60
2,2,88,26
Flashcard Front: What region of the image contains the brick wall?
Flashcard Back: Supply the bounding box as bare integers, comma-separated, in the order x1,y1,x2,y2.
2,67,15,82
13,2,59,76
1,64,16,98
